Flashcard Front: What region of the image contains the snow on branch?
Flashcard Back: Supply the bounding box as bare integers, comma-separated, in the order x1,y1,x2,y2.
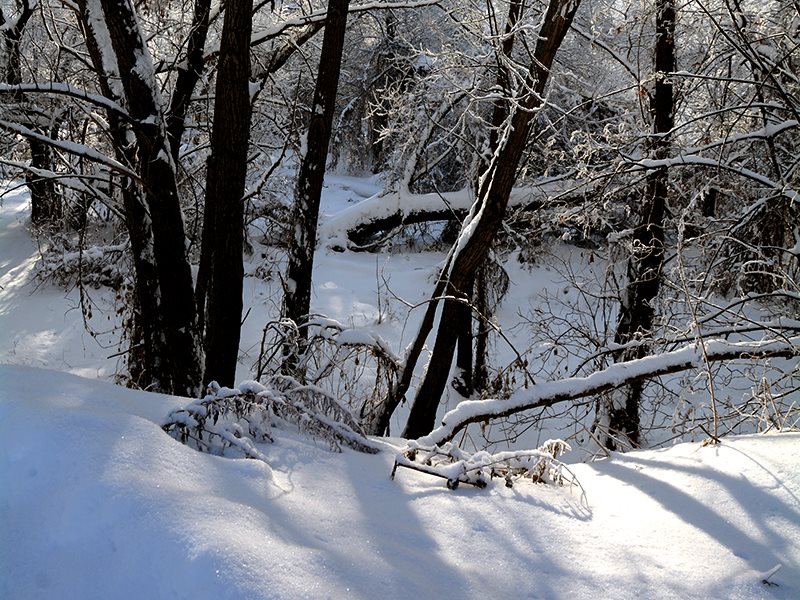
230,0,443,52
392,439,583,493
417,337,800,447
163,378,381,460
0,119,138,179
318,177,586,250
0,82,130,120
626,152,800,203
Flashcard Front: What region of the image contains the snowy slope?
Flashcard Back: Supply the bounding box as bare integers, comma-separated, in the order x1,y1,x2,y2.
1,365,798,599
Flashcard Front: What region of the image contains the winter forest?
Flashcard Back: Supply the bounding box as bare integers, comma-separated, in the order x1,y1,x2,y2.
1,0,799,597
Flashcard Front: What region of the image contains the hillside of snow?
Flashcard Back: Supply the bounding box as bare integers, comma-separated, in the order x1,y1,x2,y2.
1,365,798,599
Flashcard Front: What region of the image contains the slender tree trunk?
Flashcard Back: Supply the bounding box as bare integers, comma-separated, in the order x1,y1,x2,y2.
606,0,675,449
202,0,253,387
451,0,524,401
369,0,528,436
282,0,351,376
452,275,474,398
27,139,61,225
473,263,490,393
166,0,212,164
402,0,582,439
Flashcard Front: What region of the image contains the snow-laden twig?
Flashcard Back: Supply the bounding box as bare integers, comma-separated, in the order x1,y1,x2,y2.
163,378,381,460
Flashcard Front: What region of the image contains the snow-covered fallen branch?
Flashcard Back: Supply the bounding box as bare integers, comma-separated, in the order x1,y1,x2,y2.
418,337,800,447
318,177,589,250
392,439,582,494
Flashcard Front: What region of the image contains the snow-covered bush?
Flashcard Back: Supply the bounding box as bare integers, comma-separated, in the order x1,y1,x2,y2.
253,316,402,435
163,378,380,461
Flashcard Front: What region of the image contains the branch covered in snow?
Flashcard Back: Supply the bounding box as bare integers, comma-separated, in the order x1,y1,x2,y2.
0,119,138,179
625,151,800,203
318,177,588,250
0,82,131,120
392,439,579,491
163,378,381,459
417,337,800,446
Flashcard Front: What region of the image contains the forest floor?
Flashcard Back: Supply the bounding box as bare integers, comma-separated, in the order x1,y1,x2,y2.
1,179,799,598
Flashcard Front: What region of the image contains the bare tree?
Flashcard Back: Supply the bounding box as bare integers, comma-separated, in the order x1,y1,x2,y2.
1,0,61,225
393,0,584,439
604,0,675,449
282,0,351,376
201,0,254,387
78,0,203,396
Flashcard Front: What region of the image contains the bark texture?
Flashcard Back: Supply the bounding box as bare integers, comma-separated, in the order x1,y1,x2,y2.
201,0,254,387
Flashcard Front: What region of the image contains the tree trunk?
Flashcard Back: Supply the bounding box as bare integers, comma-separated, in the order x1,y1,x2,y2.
451,275,474,398
201,0,253,387
282,0,351,376
78,0,167,391
606,0,675,449
473,263,490,393
166,0,212,164
402,0,582,439
27,139,61,225
94,0,203,396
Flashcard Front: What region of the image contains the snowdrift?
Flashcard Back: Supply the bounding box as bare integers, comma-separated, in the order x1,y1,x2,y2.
1,365,798,599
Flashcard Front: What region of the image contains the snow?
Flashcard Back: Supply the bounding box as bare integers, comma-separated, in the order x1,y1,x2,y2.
2,178,799,598
1,365,798,599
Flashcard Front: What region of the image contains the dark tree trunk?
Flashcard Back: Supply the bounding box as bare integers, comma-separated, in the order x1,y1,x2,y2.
401,0,582,439
95,0,203,396
282,0,350,375
201,0,253,387
27,140,61,225
78,0,167,391
606,0,675,449
451,275,474,398
451,0,524,400
473,263,490,393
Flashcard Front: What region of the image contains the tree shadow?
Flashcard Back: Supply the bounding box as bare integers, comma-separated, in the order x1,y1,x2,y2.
596,449,799,582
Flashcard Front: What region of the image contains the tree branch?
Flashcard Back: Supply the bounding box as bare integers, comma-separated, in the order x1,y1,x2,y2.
416,336,800,446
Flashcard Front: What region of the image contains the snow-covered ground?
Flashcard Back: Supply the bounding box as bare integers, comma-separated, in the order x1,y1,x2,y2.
2,180,799,598
2,366,798,599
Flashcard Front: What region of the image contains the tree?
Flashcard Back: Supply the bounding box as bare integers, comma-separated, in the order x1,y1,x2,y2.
282,0,351,376
398,0,584,438
604,0,675,449
78,0,203,396
200,0,254,387
1,0,61,226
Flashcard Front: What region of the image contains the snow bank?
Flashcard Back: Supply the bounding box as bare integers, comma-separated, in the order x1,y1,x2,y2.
2,366,799,599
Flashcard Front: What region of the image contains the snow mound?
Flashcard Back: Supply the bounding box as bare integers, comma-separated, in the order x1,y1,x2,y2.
1,365,798,599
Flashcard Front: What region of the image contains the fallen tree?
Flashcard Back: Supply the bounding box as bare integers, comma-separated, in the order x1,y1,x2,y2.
414,336,800,447
317,177,590,250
